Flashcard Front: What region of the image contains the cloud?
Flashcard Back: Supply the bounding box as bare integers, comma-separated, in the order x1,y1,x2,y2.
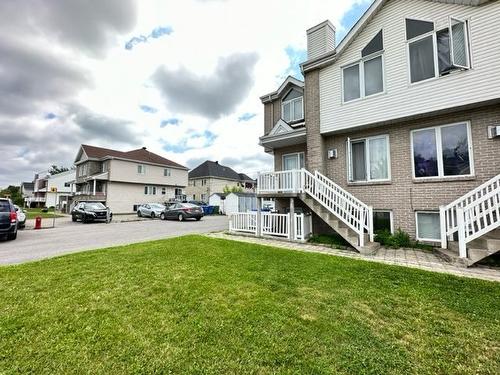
152,52,259,119
238,113,257,122
125,25,173,50
0,0,137,58
160,118,180,127
139,105,158,113
162,130,217,154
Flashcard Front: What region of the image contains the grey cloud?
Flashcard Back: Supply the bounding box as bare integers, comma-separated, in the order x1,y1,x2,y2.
152,52,259,119
0,40,90,116
0,0,137,58
220,153,273,176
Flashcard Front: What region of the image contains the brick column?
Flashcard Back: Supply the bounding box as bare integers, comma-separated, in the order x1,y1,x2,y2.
304,69,325,174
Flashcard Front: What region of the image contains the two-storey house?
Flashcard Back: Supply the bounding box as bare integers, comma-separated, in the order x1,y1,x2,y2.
73,144,188,213
257,0,500,265
186,160,257,202
28,170,76,209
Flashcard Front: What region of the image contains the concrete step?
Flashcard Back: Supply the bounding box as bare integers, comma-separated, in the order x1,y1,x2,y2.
470,235,500,251
468,247,500,265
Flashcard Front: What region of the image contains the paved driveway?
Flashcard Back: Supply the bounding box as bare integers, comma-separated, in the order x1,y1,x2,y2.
0,216,229,265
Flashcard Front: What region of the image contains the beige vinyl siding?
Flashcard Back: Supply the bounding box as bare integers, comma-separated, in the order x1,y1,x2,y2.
319,0,500,133
106,182,176,213
108,159,188,186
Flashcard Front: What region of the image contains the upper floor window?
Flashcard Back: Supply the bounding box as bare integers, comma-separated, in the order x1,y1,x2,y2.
78,163,89,177
282,152,305,171
137,164,146,174
102,161,109,173
281,89,303,123
348,135,390,182
411,122,473,179
164,168,171,177
343,30,384,103
406,18,470,84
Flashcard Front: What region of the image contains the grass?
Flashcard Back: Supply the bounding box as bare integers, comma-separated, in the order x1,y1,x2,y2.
24,207,63,219
0,235,499,374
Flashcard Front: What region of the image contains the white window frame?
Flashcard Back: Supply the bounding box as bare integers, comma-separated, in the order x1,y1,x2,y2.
137,164,146,175
373,210,394,234
410,121,474,180
144,186,156,195
281,89,304,123
282,152,305,171
415,211,441,242
406,17,471,85
347,135,391,183
164,168,171,177
342,52,386,104
450,17,471,70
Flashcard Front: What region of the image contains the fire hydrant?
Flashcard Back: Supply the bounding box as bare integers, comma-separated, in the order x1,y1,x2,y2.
34,216,42,230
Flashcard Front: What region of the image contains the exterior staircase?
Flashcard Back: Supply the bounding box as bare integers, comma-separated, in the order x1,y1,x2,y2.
440,173,500,266
258,168,380,253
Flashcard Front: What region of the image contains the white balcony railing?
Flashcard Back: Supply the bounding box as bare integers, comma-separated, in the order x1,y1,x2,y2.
258,170,302,194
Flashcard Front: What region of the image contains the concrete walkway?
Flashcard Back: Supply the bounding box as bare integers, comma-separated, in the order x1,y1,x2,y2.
207,232,500,282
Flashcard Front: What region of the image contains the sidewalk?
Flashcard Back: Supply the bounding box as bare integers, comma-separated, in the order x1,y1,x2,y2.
207,232,500,283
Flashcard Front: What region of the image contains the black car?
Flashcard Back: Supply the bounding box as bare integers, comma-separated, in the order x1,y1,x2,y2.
71,202,112,223
0,198,18,240
160,203,203,221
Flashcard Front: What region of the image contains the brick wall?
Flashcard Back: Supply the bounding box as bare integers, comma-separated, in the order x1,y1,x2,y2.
321,104,500,238
304,70,325,174
273,144,307,171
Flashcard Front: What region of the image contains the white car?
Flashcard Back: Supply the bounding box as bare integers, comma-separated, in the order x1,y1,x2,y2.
14,205,26,228
137,203,166,218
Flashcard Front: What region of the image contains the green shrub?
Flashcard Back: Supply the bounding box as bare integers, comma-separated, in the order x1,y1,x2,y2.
308,233,350,248
375,229,433,251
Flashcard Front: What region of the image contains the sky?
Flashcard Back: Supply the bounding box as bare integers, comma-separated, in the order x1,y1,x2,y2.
0,0,372,187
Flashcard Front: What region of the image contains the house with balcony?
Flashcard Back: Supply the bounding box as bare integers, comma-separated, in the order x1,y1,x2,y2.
234,0,500,265
73,144,188,213
28,170,76,209
186,160,257,202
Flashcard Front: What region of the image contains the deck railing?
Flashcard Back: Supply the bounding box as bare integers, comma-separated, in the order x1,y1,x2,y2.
258,170,302,194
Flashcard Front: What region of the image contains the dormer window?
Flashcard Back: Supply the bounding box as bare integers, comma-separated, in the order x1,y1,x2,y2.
406,18,470,84
342,30,384,103
281,89,303,123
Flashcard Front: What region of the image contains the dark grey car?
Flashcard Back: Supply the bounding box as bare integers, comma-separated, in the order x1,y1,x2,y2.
160,203,203,221
71,202,112,223
0,198,18,240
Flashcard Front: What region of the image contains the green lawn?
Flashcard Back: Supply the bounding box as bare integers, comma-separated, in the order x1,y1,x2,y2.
24,208,63,219
0,236,499,374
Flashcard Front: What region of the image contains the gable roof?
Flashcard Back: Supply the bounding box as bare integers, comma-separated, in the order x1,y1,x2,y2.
77,144,187,170
189,160,253,181
260,76,304,104
301,0,495,72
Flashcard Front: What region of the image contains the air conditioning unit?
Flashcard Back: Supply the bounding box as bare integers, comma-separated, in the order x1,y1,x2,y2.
327,149,337,159
488,125,500,139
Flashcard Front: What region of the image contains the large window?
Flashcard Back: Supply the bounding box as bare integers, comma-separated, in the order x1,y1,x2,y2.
348,135,390,182
144,186,156,195
416,211,441,241
411,122,473,179
282,89,303,123
282,152,305,171
406,18,470,84
343,30,384,102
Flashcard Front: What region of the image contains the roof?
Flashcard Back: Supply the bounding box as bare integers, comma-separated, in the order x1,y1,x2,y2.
21,182,34,189
189,160,252,181
301,0,495,73
209,192,228,198
260,76,304,103
229,192,257,197
78,144,187,170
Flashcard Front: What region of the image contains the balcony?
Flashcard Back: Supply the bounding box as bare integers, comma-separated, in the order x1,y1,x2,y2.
257,170,303,196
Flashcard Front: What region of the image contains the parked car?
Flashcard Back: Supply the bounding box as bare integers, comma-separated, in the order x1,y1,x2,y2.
13,205,26,228
137,203,165,218
71,202,112,223
160,203,204,221
0,198,17,240
188,200,207,206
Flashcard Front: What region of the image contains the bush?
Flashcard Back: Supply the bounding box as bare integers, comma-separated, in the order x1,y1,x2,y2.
308,233,350,248
375,228,432,251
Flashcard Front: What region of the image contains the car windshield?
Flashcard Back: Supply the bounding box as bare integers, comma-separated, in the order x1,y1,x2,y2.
85,203,106,210
0,201,10,212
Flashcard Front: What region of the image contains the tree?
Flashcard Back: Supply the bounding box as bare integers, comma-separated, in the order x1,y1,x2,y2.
223,185,243,194
48,165,70,175
0,185,23,206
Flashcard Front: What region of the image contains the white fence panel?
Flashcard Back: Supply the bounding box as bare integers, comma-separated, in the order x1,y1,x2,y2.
261,213,289,238
229,212,257,234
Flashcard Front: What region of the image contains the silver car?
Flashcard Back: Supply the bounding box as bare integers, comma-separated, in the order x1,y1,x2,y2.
137,203,165,218
14,205,26,229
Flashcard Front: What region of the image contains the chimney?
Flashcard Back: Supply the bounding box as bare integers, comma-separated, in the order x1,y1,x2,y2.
307,20,336,60
142,146,147,150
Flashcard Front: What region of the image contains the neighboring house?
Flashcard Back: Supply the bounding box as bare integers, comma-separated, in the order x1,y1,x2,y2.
28,170,76,209
256,0,500,266
224,192,258,215
73,145,188,213
186,160,257,202
20,182,34,206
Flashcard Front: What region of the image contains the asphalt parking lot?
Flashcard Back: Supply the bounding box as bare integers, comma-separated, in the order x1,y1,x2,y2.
0,215,229,265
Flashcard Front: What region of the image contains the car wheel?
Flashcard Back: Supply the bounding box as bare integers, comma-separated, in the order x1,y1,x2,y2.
72,215,77,222
196,217,201,221
7,231,17,240
178,213,184,222
137,210,142,217
151,212,155,219
160,213,166,220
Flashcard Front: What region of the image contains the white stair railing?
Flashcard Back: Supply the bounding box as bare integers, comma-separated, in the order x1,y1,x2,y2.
302,169,373,247
457,184,500,258
441,173,500,249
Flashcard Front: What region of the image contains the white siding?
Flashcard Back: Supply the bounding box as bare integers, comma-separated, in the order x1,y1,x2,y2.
319,0,500,133
307,22,336,60
109,159,188,186
106,182,176,213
